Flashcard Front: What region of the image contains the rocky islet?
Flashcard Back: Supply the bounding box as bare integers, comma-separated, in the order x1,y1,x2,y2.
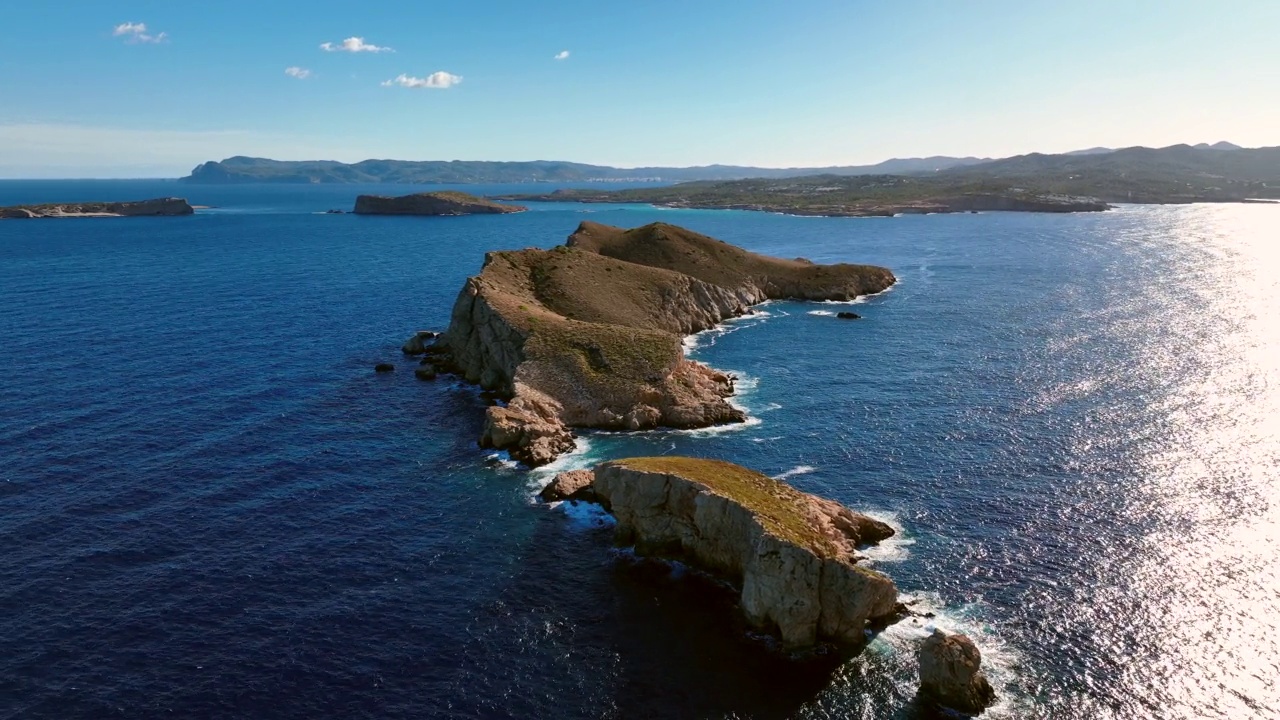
401,220,994,713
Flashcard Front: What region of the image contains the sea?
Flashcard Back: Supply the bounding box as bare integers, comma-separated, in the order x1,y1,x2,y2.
2,180,1278,720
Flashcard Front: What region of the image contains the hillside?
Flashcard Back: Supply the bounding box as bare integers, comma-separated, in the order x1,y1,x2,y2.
500,145,1280,213
940,144,1280,203
499,175,1111,216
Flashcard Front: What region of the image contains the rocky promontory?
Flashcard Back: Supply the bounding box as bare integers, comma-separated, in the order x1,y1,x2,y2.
414,221,895,466
353,191,525,216
546,457,901,649
0,197,194,219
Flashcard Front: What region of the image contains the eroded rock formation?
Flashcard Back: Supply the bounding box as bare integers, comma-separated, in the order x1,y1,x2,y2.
553,457,900,650
918,629,997,714
422,221,895,465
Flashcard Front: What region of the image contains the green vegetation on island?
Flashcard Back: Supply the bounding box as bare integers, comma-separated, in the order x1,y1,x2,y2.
498,144,1280,215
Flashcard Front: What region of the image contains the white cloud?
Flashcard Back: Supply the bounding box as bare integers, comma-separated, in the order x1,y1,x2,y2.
285,67,312,79
320,37,393,53
554,50,570,60
113,21,167,44
381,72,462,89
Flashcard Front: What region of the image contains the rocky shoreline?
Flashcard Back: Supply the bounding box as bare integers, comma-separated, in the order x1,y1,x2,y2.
407,220,895,466
0,197,195,219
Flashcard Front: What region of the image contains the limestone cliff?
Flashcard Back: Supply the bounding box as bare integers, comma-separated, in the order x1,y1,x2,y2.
353,191,525,216
563,457,900,650
0,197,194,219
419,222,895,466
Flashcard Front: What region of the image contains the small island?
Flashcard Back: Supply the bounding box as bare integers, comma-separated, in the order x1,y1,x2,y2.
540,456,997,713
546,457,901,647
410,220,894,466
0,197,195,219
352,190,525,216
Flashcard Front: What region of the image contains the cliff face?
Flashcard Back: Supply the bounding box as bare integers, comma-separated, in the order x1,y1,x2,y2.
353,191,525,215
0,197,194,219
580,457,899,649
423,222,895,466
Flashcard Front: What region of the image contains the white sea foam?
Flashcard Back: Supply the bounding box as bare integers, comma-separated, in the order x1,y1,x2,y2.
681,303,780,356
523,437,603,494
751,436,784,443
773,465,816,480
855,510,914,564
815,296,869,306
869,593,1024,718
807,310,837,316
553,499,616,530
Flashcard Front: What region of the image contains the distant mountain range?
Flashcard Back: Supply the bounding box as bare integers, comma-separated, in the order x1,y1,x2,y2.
178,155,994,184
177,142,1261,186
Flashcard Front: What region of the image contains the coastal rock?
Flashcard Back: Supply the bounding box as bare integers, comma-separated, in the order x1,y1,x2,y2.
479,387,576,467
414,367,437,381
538,469,598,503
402,330,438,355
918,630,997,714
430,221,895,466
0,197,194,219
375,363,395,373
587,457,899,650
836,312,861,319
353,191,526,216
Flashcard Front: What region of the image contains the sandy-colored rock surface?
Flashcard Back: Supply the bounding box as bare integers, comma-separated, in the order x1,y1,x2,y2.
425,221,895,466
586,457,899,649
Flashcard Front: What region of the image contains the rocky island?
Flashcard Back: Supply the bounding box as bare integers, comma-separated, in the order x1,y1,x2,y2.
544,457,901,648
410,221,895,466
540,457,997,713
352,190,525,216
0,197,194,219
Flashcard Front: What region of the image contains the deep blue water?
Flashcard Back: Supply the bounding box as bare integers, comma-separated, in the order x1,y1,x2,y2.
3,182,1279,719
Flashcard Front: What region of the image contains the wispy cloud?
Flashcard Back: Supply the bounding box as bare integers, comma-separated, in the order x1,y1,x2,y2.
285,67,312,80
554,50,570,61
381,72,462,89
320,37,393,53
113,21,168,44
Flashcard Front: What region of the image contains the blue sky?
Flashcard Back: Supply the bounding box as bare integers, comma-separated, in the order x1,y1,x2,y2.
1,0,1277,177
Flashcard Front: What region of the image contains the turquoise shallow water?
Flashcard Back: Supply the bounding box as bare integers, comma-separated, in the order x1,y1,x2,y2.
2,181,1279,719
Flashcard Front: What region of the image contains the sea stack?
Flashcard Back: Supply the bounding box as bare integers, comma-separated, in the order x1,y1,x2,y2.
419,221,896,466
352,191,525,216
918,629,997,714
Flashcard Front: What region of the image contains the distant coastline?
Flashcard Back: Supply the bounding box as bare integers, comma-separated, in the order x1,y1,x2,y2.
169,144,1280,218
